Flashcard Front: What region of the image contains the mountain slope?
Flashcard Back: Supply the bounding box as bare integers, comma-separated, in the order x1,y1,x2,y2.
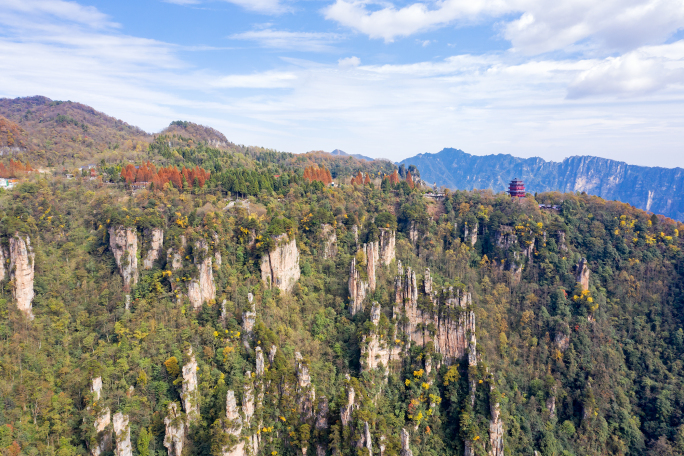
400,148,684,220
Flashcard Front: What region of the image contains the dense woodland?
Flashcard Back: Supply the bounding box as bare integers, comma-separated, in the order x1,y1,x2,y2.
0,96,682,456
0,137,682,456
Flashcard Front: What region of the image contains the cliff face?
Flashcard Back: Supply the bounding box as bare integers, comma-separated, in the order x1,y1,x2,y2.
260,234,300,293
9,234,35,319
90,377,112,456
576,258,590,291
187,239,216,309
223,390,245,456
348,232,398,316
395,264,474,365
400,148,684,220
163,403,185,456
143,228,164,270
113,413,132,456
321,224,337,259
361,303,397,372
181,348,199,421
109,227,138,293
378,228,396,265
489,386,504,456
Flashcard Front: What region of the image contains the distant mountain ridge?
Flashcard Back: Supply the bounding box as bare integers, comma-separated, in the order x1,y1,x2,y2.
331,148,376,162
400,148,684,220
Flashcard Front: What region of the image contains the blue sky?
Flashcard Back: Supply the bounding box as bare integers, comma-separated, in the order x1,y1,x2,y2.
1,0,684,167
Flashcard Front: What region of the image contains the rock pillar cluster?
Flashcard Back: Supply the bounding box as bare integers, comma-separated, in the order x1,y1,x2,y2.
349,230,396,316
8,234,35,319
261,234,300,293
188,239,216,309
109,226,138,294
394,263,474,365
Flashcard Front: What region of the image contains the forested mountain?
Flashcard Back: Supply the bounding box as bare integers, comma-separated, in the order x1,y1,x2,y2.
0,126,683,456
399,148,684,221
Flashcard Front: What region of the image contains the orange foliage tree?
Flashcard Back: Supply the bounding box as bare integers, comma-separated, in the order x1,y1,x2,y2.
0,159,33,178
303,165,333,185
120,161,210,190
406,170,415,189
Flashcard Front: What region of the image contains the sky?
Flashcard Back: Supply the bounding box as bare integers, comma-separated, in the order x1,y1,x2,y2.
0,0,683,167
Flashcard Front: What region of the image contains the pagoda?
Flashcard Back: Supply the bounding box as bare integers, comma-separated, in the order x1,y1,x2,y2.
508,178,525,198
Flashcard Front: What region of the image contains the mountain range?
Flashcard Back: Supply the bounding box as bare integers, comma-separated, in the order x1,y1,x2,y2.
400,148,684,220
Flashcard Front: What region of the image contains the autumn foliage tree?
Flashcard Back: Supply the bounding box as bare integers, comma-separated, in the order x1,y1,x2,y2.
406,170,415,189
303,165,332,185
120,161,209,190
0,159,33,178
351,171,372,186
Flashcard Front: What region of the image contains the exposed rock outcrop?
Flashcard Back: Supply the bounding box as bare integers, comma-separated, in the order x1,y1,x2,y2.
181,348,199,422
188,239,216,309
260,234,300,293
465,222,478,246
378,228,396,265
489,386,504,456
408,221,419,244
143,228,164,269
361,303,397,372
109,226,138,293
113,412,132,456
255,347,265,376
90,377,111,456
400,429,413,456
321,224,337,259
0,245,6,282
340,378,357,428
9,234,35,319
296,352,315,420
163,403,185,456
223,390,245,456
349,242,378,316
576,258,590,291
395,266,475,365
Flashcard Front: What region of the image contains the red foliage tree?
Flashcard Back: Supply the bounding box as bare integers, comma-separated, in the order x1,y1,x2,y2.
406,170,415,189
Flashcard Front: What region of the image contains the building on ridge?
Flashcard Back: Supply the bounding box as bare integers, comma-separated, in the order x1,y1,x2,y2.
508,178,525,198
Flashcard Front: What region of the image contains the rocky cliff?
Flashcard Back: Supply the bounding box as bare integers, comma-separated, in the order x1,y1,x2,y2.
9,234,35,319
576,258,590,291
89,377,111,456
349,232,397,316
187,239,216,309
400,148,684,220
109,226,138,294
361,303,397,372
260,234,300,293
142,228,164,269
223,390,245,456
163,403,185,456
395,264,475,365
181,348,200,421
321,224,337,259
113,412,132,456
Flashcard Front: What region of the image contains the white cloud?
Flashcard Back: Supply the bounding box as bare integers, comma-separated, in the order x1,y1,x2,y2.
324,0,684,55
211,71,297,88
338,56,361,67
1,0,684,168
230,29,342,52
220,0,287,14
567,42,684,98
